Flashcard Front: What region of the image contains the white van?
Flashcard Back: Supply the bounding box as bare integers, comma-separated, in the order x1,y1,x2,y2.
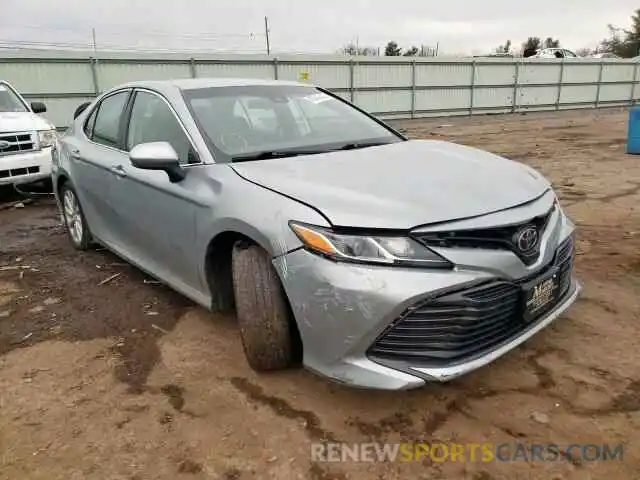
0,81,57,186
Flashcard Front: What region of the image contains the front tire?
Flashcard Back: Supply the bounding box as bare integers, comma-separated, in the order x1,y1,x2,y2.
231,243,297,371
60,182,92,250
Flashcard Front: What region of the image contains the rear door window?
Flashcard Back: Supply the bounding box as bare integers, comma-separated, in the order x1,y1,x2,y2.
92,91,130,149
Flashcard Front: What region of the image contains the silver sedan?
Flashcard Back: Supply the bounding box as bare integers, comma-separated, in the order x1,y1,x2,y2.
52,78,581,390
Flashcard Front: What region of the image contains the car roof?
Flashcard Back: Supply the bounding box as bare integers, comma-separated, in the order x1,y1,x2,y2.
116,77,315,94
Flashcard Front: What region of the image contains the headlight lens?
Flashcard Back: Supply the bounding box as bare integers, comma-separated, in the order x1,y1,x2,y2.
289,222,453,268
38,129,57,148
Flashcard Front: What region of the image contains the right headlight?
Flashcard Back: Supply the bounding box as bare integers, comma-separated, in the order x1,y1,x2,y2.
38,129,57,149
289,221,453,268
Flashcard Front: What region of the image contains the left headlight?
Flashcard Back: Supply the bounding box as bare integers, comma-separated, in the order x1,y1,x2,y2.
289,221,453,268
38,129,57,149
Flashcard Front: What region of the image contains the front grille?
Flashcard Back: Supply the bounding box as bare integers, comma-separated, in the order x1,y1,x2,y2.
368,236,574,366
0,166,40,179
555,235,574,297
0,132,36,156
412,205,556,266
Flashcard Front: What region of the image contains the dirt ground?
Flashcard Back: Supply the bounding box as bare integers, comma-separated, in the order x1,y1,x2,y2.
1,108,639,480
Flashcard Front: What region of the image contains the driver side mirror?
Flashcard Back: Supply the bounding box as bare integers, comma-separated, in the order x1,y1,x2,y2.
30,102,47,114
129,142,186,183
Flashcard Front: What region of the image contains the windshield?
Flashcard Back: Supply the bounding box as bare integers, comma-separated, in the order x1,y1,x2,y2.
183,85,403,162
0,82,28,113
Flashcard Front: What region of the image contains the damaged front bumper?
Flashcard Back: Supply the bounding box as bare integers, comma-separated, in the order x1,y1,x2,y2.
275,235,581,391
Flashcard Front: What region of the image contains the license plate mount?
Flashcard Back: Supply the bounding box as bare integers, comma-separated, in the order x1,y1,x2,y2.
521,267,560,323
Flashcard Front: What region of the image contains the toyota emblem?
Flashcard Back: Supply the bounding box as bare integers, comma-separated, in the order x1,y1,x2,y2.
0,141,10,151
515,226,539,252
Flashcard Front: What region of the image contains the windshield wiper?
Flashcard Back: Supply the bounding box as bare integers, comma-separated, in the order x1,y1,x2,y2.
231,141,393,162
333,141,392,151
231,149,330,162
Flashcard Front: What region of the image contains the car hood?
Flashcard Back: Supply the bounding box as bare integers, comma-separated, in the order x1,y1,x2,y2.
231,139,551,229
0,111,54,133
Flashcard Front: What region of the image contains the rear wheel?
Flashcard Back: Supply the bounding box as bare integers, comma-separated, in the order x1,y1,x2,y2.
60,182,92,250
231,242,297,371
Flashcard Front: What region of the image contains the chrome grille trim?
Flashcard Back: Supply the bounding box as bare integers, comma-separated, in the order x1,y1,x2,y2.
0,131,37,156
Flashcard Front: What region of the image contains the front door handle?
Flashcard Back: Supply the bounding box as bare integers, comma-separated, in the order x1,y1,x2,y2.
110,164,127,178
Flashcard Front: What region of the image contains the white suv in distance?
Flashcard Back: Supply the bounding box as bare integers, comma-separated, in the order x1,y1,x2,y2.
0,81,57,187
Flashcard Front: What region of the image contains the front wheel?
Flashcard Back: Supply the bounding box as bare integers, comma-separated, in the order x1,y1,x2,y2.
60,182,92,250
231,243,298,371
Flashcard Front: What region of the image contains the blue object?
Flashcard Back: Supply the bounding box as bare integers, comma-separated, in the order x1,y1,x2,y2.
627,106,640,154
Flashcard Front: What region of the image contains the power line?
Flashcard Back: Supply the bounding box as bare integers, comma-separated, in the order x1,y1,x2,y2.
2,20,274,54
0,23,266,40
0,40,269,54
0,44,325,55
0,36,266,48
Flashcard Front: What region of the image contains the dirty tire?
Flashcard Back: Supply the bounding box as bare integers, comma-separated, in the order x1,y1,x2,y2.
59,182,92,251
231,243,295,371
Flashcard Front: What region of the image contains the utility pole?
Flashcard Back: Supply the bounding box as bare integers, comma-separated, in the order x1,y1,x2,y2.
91,27,97,56
264,16,271,55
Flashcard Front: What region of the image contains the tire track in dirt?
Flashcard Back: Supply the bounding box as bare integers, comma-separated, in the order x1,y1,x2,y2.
230,376,340,443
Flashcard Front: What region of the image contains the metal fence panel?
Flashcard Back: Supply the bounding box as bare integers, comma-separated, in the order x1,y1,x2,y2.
354,89,412,114
277,62,349,88
518,85,558,106
195,62,274,81
599,83,634,102
22,96,96,128
97,62,192,91
473,86,513,110
602,63,635,82
1,61,94,94
414,63,471,87
475,64,515,86
354,64,412,88
562,64,601,83
2,51,639,128
518,63,561,85
415,88,471,111
560,84,599,104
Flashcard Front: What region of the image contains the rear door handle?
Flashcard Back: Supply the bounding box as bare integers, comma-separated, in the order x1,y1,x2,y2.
110,164,127,178
70,149,81,159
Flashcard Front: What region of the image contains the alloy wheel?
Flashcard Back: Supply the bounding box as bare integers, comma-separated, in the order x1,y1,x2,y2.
62,189,83,245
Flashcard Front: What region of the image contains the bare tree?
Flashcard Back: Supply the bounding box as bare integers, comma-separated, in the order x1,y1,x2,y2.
522,37,542,57
496,39,512,54
599,10,640,57
544,37,561,48
341,42,379,56
403,46,419,56
575,47,593,57
418,45,437,57
384,41,402,56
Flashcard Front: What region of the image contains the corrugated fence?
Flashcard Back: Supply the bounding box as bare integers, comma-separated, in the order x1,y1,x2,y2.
2,49,639,128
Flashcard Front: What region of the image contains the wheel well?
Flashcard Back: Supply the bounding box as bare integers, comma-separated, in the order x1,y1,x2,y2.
204,231,303,362
56,174,69,193
205,231,256,312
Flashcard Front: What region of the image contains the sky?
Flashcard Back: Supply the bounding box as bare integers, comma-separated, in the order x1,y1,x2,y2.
1,0,638,55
